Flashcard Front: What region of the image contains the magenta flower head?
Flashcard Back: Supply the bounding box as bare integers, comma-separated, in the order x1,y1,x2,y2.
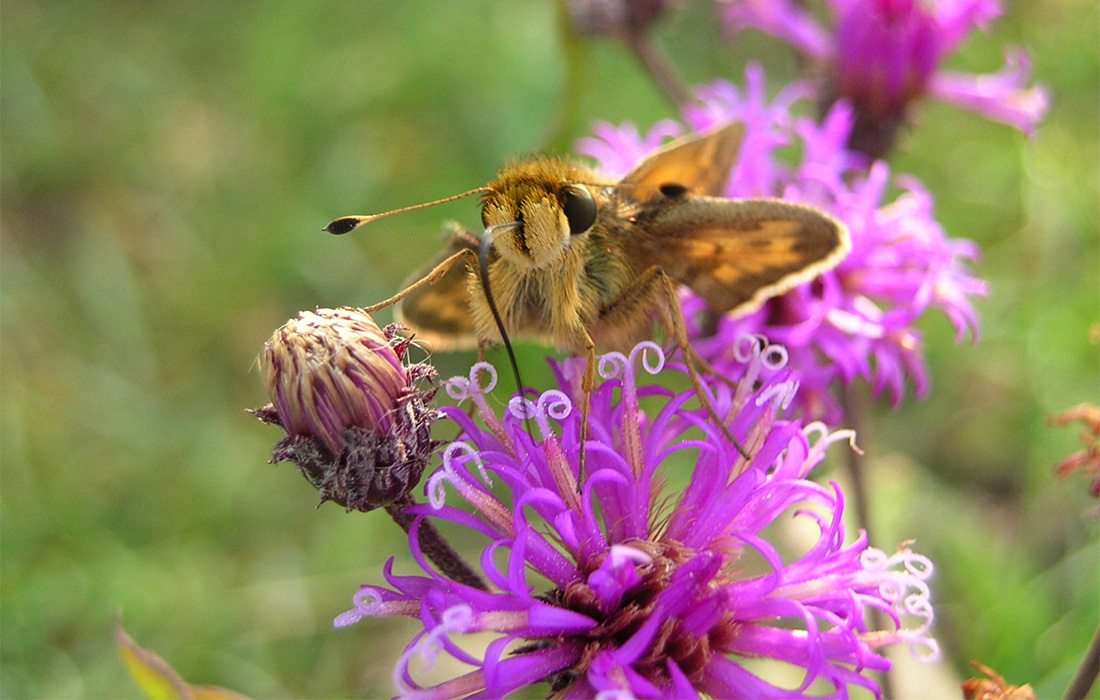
720,0,1048,156
255,308,439,512
579,66,989,422
336,340,938,698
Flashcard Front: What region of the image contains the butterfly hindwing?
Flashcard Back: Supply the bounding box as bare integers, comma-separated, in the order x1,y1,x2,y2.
623,196,851,317
395,223,481,350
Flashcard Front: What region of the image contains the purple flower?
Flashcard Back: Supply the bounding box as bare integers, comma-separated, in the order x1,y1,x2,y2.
719,0,1048,156
336,341,937,698
579,67,988,422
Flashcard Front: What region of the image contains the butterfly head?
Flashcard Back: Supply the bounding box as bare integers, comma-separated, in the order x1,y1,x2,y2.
481,158,600,270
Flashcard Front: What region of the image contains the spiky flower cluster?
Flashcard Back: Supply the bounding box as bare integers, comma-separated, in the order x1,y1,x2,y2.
336,341,937,698
719,0,1048,156
579,66,989,422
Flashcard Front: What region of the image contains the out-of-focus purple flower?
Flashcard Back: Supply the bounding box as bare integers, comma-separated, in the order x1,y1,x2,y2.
576,120,684,179
336,340,938,698
579,66,989,422
719,0,1048,156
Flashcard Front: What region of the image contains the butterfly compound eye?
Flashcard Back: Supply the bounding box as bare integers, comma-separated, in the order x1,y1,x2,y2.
562,185,596,235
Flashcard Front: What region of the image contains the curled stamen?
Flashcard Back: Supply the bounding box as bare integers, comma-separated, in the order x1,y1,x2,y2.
441,604,476,629
782,381,798,410
539,390,573,421
863,548,934,581
755,379,799,411
732,334,780,403
903,552,934,579
395,605,476,695
733,334,768,362
508,396,538,420
352,586,383,608
598,351,629,380
628,341,666,376
903,590,934,619
761,344,789,370
860,548,888,569
428,442,491,508
426,471,448,509
509,390,574,442
469,362,498,395
802,421,830,445
803,424,863,462
333,587,383,627
860,546,937,661
444,441,491,486
445,362,499,401
444,379,470,401
898,593,938,661
447,362,509,438
907,636,941,663
596,690,635,700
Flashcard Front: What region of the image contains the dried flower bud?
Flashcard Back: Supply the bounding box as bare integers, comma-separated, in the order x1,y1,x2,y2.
254,308,439,512
1049,403,1100,499
961,661,1037,700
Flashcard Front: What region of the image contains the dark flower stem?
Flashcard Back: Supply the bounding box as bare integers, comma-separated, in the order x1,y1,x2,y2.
385,495,488,591
840,386,875,540
1065,622,1100,700
840,386,894,699
624,31,693,108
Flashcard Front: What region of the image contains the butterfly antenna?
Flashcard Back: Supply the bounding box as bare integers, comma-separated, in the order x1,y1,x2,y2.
324,186,494,235
479,223,534,437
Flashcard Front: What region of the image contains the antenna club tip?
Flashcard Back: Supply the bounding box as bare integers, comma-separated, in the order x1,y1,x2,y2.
323,217,365,235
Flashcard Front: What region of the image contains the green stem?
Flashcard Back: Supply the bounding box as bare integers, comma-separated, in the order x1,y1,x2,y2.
841,385,875,541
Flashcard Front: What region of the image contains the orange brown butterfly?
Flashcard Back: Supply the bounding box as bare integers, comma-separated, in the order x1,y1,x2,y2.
325,123,850,459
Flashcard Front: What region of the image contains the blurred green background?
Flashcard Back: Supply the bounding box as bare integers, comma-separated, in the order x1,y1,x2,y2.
2,1,1097,698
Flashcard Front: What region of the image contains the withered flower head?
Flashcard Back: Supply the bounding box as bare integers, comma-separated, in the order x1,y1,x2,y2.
961,661,1037,700
254,308,439,512
1048,403,1100,499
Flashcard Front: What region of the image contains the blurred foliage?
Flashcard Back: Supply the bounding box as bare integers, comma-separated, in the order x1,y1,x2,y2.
1,1,1097,698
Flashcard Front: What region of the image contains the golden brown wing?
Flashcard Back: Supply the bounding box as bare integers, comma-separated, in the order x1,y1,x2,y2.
620,122,744,202
624,196,851,317
394,224,481,351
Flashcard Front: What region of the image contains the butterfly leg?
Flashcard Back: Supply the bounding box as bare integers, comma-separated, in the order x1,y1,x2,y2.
577,333,598,483
598,266,753,460
363,248,478,313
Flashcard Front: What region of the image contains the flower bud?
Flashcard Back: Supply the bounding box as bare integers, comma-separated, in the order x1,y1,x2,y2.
254,308,439,511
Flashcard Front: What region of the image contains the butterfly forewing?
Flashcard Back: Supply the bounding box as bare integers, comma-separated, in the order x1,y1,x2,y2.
621,122,744,201
622,196,851,317
395,228,481,350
